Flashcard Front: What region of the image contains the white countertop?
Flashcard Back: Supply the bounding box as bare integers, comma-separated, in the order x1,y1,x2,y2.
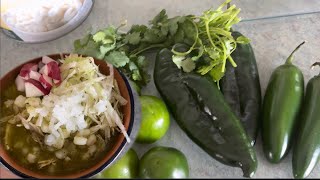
1,0,320,178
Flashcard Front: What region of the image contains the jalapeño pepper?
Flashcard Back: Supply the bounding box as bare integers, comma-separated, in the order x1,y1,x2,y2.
262,42,305,163
292,62,320,178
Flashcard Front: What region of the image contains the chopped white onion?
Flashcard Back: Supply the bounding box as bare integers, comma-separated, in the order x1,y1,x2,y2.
88,145,97,155
27,153,37,163
14,95,26,108
86,134,97,146
55,149,67,159
73,136,87,145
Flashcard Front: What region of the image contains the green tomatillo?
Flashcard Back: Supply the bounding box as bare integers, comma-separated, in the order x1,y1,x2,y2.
139,146,189,178
95,149,139,178
136,95,170,144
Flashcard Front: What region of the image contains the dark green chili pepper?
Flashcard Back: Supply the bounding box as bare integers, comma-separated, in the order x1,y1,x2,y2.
292,62,320,179
262,42,305,163
220,31,261,145
154,48,257,177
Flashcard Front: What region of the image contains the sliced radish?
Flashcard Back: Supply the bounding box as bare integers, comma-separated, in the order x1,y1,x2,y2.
15,57,62,95
39,74,53,89
42,56,57,65
25,79,49,97
47,62,61,81
29,71,41,81
53,79,61,85
39,65,49,75
15,75,25,92
20,63,38,79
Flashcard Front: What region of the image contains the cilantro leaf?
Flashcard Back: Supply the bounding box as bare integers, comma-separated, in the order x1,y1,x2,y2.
93,28,116,45
181,19,196,42
173,26,185,43
142,28,166,43
136,56,147,68
172,55,195,72
93,31,106,43
105,51,130,67
150,9,168,26
160,23,169,36
100,44,115,56
74,39,103,59
168,16,186,35
209,63,225,81
124,32,141,45
130,25,148,34
128,62,142,81
181,58,196,72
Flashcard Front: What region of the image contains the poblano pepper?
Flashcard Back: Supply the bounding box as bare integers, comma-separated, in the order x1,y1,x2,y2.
154,48,257,178
220,31,261,145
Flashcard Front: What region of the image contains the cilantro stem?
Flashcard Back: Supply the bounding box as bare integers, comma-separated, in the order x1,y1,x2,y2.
217,0,231,11
205,21,218,50
225,8,240,28
130,44,166,56
115,43,127,50
227,55,237,67
202,28,233,39
116,20,127,31
211,33,227,72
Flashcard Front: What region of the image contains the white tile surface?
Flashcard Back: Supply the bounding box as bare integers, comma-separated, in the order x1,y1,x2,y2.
1,0,320,178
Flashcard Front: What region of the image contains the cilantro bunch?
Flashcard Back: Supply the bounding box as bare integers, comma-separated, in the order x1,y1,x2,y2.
74,0,249,87
74,25,149,87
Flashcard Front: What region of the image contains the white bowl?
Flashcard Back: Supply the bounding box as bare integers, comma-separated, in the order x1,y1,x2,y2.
2,0,94,43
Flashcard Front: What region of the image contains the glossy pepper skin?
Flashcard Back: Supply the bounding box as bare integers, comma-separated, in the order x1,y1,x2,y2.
262,42,305,163
220,31,261,145
154,48,257,178
292,62,320,179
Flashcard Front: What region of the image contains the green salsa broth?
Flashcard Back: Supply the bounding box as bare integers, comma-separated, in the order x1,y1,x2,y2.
0,83,119,176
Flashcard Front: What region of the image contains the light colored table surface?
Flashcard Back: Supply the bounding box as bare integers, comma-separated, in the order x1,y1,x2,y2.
1,0,320,178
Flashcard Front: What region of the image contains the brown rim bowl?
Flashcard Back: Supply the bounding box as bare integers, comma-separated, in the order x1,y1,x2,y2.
0,54,135,178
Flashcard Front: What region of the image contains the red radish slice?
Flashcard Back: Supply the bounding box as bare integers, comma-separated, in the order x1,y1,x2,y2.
21,76,29,80
29,71,41,81
42,56,57,64
19,63,38,79
15,75,25,92
25,79,49,97
39,65,49,75
53,79,61,85
15,57,62,96
47,62,61,80
39,74,53,89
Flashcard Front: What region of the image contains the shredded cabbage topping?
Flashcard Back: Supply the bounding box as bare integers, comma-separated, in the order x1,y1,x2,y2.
3,54,130,150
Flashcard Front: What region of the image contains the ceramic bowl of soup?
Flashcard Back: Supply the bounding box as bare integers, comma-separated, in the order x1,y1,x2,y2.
0,54,135,178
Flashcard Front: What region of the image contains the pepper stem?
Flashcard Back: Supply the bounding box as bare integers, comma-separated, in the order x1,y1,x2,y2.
285,41,305,64
311,62,320,75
